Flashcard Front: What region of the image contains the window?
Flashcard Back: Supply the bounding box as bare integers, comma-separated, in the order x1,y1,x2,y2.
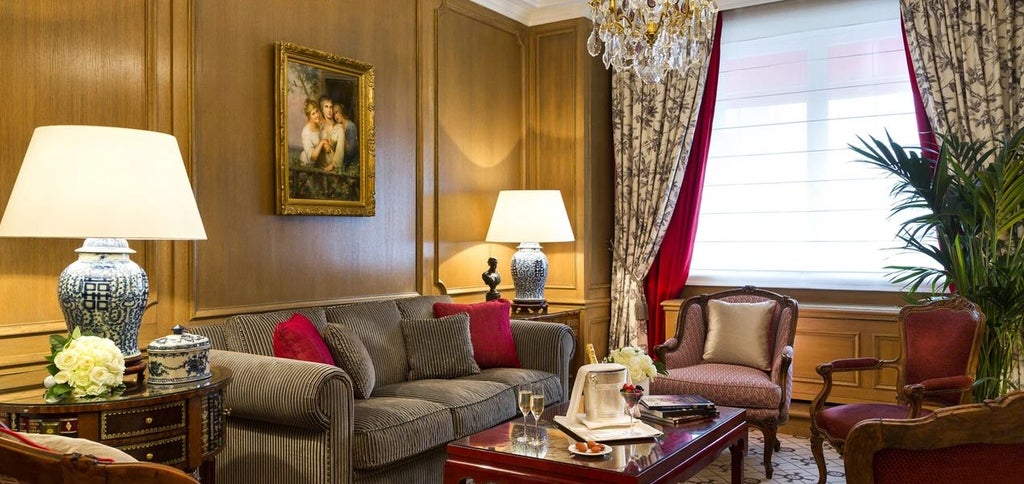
688,0,933,291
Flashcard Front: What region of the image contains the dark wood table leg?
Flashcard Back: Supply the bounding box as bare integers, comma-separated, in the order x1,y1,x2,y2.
730,436,747,484
199,459,216,484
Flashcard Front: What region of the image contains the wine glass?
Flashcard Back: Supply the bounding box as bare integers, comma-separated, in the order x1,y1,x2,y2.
516,384,533,442
621,389,643,435
529,385,546,446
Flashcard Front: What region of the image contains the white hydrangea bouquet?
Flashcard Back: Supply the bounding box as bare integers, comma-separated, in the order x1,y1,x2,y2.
43,327,126,402
605,346,667,385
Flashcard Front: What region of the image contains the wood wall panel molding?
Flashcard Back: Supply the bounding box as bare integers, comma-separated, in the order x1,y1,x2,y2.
793,330,862,387
872,334,900,390
432,0,528,295
528,23,580,293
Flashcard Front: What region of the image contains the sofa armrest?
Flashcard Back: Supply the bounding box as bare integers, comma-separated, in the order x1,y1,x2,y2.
510,320,575,401
209,349,355,432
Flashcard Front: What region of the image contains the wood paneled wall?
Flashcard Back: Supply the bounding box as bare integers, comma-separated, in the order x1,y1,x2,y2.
0,0,612,399
190,0,420,318
0,0,425,398
527,19,613,358
429,0,528,296
0,0,189,396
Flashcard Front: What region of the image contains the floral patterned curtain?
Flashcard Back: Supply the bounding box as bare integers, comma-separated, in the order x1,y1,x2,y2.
609,38,717,351
901,0,1023,143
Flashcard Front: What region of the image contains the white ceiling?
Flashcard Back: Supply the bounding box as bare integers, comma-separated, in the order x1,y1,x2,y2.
468,0,782,26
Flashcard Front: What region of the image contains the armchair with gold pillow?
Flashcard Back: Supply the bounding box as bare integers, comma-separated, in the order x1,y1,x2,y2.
652,286,799,478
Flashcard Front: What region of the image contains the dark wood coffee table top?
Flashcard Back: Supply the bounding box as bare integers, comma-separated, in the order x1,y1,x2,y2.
445,401,748,484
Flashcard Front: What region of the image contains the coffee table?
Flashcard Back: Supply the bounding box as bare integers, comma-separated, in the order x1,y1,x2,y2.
444,402,747,483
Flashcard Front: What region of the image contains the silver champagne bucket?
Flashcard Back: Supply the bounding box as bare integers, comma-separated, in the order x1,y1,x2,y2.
584,365,627,421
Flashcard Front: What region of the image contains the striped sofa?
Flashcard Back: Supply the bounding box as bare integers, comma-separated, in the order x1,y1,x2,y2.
190,295,575,484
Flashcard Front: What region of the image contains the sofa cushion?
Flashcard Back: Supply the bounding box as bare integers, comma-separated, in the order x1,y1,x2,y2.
326,301,408,387
322,324,375,399
373,379,514,438
401,314,480,380
458,368,563,405
272,313,335,365
655,363,782,409
433,298,521,369
188,323,228,351
225,307,329,357
395,295,453,319
351,397,453,470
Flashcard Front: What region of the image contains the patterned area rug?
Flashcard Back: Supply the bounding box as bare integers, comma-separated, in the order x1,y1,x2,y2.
684,429,846,483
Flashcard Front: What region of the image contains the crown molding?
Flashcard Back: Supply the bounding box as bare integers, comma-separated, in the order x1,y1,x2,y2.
468,0,587,26
468,0,783,26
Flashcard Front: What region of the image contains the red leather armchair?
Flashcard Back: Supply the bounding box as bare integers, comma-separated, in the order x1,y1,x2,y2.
809,296,985,484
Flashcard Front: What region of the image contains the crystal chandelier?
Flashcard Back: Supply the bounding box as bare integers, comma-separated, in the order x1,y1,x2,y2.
587,0,718,84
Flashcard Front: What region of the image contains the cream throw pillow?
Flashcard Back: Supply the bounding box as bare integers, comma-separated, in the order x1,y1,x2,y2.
702,299,776,370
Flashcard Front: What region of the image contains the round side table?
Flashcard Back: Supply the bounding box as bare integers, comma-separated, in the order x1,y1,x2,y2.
0,366,231,483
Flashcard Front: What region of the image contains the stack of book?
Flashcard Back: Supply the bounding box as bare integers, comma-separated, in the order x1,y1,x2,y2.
638,394,718,425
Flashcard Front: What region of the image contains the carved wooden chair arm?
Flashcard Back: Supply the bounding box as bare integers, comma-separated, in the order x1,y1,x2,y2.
811,357,898,417
901,375,974,416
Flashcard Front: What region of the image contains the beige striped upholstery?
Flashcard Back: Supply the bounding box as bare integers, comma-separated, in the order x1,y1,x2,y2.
209,349,352,484
510,319,575,399
198,296,576,483
353,448,447,483
351,397,451,470
225,307,329,356
187,322,227,351
401,313,481,380
459,368,562,405
326,301,409,387
323,324,376,398
373,379,512,438
395,294,452,318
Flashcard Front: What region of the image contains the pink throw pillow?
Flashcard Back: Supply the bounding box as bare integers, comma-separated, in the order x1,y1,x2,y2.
433,299,520,369
273,313,335,365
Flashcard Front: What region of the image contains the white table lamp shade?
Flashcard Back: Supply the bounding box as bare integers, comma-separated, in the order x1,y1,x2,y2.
485,190,574,308
0,125,206,364
485,190,574,244
0,125,206,240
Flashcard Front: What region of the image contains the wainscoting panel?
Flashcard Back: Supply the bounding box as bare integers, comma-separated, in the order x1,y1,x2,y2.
433,0,528,296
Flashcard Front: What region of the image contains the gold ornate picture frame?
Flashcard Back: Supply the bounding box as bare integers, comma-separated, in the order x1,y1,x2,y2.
275,41,375,216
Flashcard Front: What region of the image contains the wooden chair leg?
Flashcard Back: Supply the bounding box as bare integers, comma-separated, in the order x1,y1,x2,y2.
762,426,776,478
810,431,828,484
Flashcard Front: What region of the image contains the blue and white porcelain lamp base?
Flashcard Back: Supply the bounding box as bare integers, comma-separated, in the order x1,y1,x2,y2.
57,238,149,371
510,242,550,315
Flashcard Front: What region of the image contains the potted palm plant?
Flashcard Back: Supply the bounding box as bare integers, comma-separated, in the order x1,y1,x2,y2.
851,127,1024,400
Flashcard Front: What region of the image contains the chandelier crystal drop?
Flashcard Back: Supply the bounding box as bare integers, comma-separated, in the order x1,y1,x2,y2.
587,0,718,84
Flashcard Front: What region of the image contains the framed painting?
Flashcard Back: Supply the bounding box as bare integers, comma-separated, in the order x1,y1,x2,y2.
275,41,375,216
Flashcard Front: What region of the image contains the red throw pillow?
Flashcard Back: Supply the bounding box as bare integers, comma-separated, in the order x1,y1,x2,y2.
273,313,335,365
433,299,520,369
